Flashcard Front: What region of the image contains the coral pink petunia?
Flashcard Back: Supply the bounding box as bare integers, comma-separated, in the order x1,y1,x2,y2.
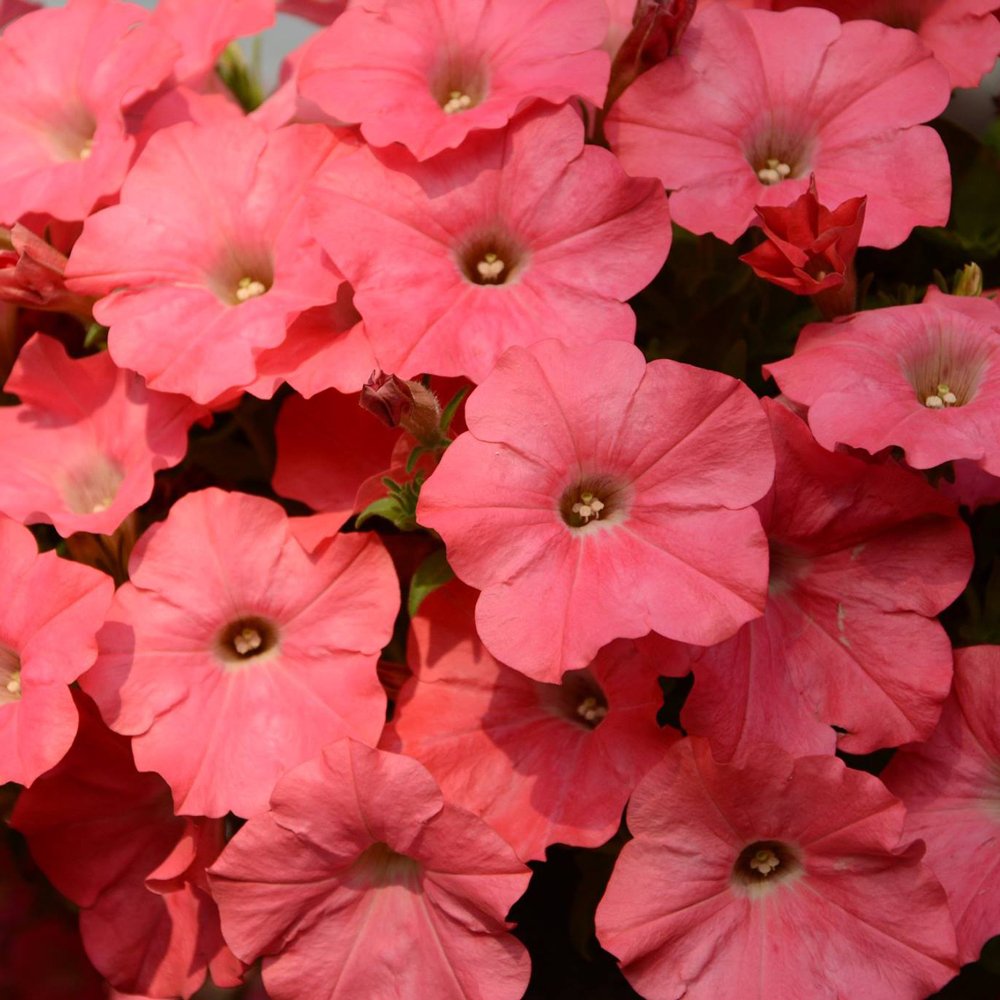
310,105,671,382
65,119,345,404
0,334,205,537
11,692,240,999
273,385,403,524
417,339,774,681
0,0,179,223
209,739,531,1000
0,517,113,786
681,400,972,758
298,0,610,160
883,645,1000,963
595,738,959,1000
771,0,1000,89
386,580,683,860
606,5,951,247
80,488,400,818
277,0,350,23
150,0,275,84
765,289,1000,475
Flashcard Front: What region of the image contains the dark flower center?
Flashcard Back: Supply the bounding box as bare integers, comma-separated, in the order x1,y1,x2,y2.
903,327,990,410
0,643,21,704
559,475,630,529
216,616,280,664
732,839,802,889
430,56,489,114
456,230,526,286
539,668,610,730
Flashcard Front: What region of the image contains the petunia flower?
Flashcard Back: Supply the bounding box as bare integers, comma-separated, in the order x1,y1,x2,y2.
681,400,972,758
11,692,240,999
771,0,1000,89
65,119,346,404
80,488,400,818
0,334,206,537
739,174,865,316
0,0,179,223
883,645,1000,964
309,105,671,382
0,518,113,787
595,738,959,1000
417,339,774,681
209,739,531,1000
606,5,951,247
765,289,1000,475
298,0,610,160
386,580,683,860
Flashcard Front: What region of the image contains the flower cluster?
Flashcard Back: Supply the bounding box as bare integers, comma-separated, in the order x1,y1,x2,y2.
0,1,998,999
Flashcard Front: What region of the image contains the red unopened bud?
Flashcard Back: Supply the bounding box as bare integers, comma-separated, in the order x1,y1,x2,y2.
361,371,414,428
740,175,865,319
606,0,697,109
360,371,443,445
0,224,95,321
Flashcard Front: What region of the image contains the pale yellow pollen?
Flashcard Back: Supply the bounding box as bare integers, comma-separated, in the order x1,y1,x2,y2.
577,696,608,724
749,847,781,876
442,90,473,114
235,276,267,302
476,252,505,282
5,672,21,697
571,491,605,523
233,626,263,656
90,497,113,514
925,383,959,409
757,158,791,185
79,139,94,161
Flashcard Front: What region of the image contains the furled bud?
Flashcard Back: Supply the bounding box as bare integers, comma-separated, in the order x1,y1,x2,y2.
606,0,697,110
952,262,983,297
360,371,442,446
740,175,865,319
0,224,95,321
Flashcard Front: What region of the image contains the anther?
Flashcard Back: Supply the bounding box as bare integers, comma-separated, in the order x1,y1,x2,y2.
571,492,605,523
233,627,263,656
442,90,473,114
476,252,505,282
749,848,780,876
235,276,267,302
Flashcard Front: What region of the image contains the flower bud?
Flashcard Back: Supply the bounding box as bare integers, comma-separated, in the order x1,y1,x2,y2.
360,371,443,446
606,0,697,109
952,263,983,297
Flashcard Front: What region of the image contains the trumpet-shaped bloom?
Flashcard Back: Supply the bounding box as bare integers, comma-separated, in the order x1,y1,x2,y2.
607,6,951,247
0,0,178,223
418,339,774,680
0,334,205,537
771,0,1000,89
883,645,1000,963
11,693,240,999
0,518,113,786
209,740,532,1000
596,739,959,1000
273,386,403,523
80,489,399,818
310,105,671,382
387,580,683,859
65,120,345,404
765,291,1000,475
681,401,972,757
298,0,610,160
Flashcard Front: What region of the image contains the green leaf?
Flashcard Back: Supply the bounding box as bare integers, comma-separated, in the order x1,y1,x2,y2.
217,41,265,113
439,386,469,435
407,548,454,618
355,496,404,530
83,322,108,350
